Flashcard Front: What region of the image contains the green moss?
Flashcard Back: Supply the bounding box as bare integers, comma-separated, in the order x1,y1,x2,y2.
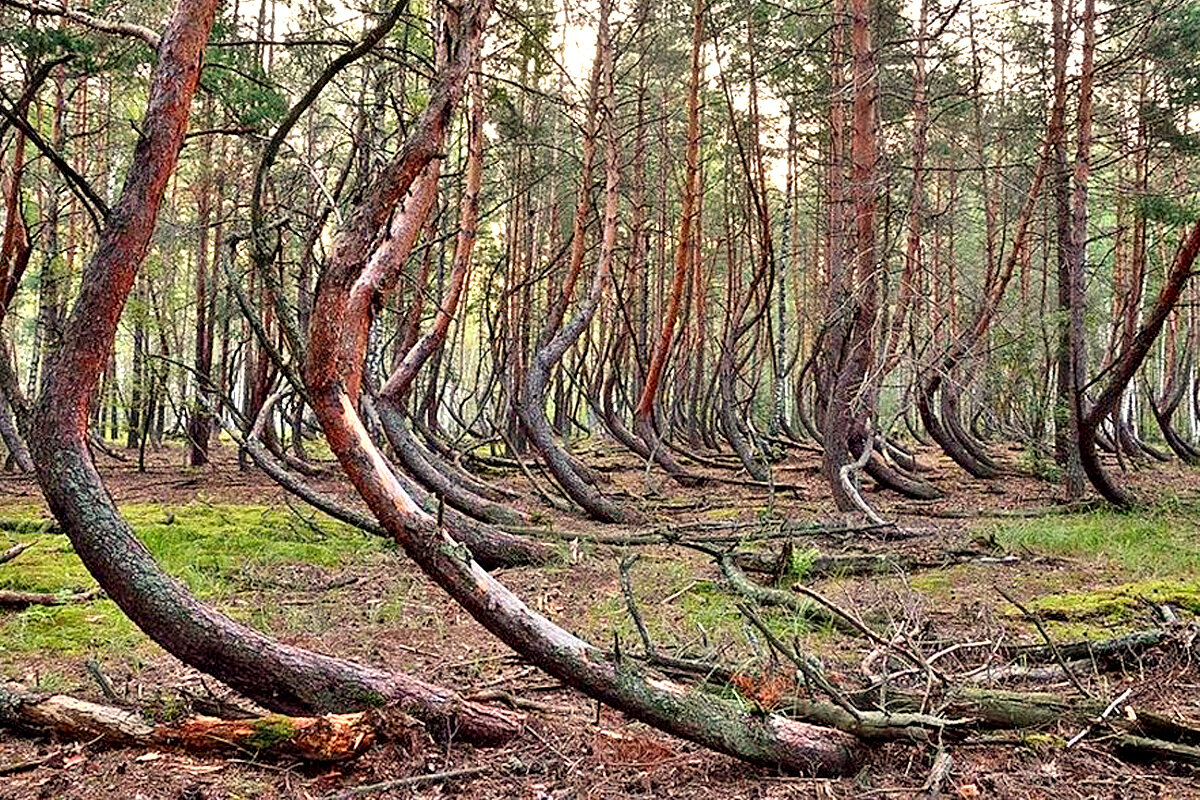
701,507,742,521
3,601,144,656
1027,578,1200,620
248,714,298,750
0,503,388,656
1022,732,1067,750
910,572,951,594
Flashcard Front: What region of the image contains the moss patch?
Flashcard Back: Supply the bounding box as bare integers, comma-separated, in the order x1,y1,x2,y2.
0,503,388,656
248,714,299,750
1026,578,1200,620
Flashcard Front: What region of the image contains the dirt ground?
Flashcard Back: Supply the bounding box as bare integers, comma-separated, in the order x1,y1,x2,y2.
2,439,1200,799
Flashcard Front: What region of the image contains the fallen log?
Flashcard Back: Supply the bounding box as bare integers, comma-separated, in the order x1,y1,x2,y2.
0,682,377,761
867,686,1200,747
0,541,32,565
963,659,1093,686
0,589,100,608
733,549,1017,580
1000,628,1176,666
1115,735,1200,767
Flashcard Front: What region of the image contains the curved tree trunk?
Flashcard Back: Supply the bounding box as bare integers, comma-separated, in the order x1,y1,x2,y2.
517,4,642,524
822,0,880,511
304,1,861,773
630,0,703,487
1077,219,1200,505
25,0,523,746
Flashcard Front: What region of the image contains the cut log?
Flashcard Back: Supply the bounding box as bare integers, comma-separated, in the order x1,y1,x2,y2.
0,682,376,761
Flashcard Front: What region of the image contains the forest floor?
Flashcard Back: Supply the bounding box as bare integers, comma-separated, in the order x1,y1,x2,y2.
2,438,1200,799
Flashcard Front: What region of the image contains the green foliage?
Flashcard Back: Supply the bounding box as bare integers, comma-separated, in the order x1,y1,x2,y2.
201,43,288,128
1147,2,1200,110
1135,191,1200,224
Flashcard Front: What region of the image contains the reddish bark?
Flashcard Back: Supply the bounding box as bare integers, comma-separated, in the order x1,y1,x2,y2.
25,0,522,745
631,0,703,485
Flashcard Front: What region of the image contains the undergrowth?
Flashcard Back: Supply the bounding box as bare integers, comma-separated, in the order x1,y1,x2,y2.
0,503,387,657
992,505,1200,619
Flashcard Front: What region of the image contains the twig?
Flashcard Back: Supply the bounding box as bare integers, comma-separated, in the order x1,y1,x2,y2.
734,601,861,720
792,585,945,685
84,658,120,703
0,735,105,777
618,555,655,657
661,581,697,605
921,744,954,799
324,766,488,799
1066,687,1132,748
994,585,1093,698
838,430,888,526
0,588,100,608
0,752,57,777
0,541,32,565
463,689,559,714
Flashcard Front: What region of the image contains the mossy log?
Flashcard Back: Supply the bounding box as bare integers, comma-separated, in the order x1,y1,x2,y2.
869,686,1200,745
0,682,376,761
733,549,1016,580
1116,735,1200,767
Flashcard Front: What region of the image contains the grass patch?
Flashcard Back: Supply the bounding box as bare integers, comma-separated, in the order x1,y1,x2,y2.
992,507,1200,576
993,506,1200,621
0,503,388,655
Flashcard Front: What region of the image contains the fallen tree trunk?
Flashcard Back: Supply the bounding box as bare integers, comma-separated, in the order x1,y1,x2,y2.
732,549,1016,579
0,682,376,761
1116,735,1200,768
1000,628,1175,666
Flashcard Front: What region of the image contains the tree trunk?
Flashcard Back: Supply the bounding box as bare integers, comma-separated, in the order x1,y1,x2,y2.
26,0,522,746
631,0,703,486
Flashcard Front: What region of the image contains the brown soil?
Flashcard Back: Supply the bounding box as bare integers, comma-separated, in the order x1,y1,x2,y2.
2,440,1199,799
